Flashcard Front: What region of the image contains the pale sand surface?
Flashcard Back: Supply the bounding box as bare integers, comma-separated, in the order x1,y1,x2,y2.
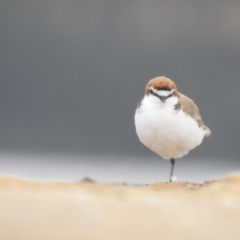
0,175,240,240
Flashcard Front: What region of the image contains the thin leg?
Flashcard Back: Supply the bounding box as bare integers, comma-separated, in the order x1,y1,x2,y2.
169,158,175,182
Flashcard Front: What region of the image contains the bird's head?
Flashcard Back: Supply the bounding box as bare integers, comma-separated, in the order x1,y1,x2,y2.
145,76,178,103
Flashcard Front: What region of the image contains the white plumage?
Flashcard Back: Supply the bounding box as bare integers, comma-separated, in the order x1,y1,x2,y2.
135,94,205,159
134,76,211,181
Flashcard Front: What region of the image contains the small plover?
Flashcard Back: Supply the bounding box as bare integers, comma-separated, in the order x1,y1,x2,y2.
135,76,211,182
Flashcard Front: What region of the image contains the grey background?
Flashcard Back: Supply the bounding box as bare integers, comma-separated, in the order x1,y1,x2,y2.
1,1,240,182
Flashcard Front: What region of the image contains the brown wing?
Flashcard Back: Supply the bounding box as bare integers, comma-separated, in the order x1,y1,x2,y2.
175,92,211,137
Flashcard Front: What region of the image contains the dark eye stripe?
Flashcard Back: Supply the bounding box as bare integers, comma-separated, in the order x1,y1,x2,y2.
149,88,175,102
155,87,171,91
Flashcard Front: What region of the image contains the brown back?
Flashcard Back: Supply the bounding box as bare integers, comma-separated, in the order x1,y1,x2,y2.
175,92,211,137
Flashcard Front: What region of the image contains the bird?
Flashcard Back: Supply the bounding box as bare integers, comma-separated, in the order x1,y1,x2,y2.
134,76,211,182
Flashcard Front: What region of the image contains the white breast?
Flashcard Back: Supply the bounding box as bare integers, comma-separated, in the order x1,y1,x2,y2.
135,95,205,159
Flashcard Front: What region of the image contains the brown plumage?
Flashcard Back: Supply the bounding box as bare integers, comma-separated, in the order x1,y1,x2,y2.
145,76,211,137
174,92,211,137
145,76,176,94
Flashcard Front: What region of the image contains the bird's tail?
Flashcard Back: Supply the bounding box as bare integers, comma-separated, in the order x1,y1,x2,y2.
204,125,211,137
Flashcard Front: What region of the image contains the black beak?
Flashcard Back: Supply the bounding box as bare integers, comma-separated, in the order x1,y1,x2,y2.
159,96,166,103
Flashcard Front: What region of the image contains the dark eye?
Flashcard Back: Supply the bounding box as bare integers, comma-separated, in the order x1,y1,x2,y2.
149,89,153,94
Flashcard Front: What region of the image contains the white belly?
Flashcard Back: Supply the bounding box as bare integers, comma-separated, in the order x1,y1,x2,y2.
135,103,205,159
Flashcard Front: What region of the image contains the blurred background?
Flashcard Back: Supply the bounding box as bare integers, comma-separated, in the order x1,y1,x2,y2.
1,0,240,183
